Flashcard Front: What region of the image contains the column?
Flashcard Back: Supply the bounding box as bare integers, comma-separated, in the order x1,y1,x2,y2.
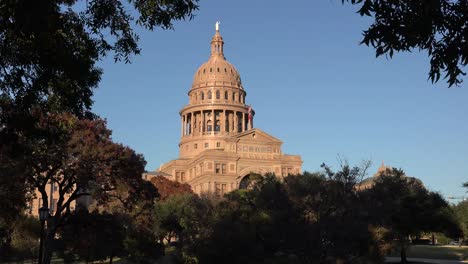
181,115,184,137
182,115,186,136
211,109,215,135
230,112,234,133
242,112,246,132
201,111,205,134
234,111,238,133
190,112,194,136
222,109,226,133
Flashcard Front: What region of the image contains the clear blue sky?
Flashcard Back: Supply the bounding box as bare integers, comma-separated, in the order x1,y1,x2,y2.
92,0,468,200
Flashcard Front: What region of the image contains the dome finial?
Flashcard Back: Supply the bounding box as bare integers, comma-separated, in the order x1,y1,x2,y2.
211,21,224,58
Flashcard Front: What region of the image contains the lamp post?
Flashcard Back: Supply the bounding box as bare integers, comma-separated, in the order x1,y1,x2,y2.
38,206,49,264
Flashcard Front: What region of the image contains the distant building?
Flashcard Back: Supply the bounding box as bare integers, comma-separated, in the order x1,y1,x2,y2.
26,182,76,217
359,161,423,189
153,24,302,195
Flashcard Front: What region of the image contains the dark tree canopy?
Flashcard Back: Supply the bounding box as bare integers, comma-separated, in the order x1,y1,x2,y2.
343,0,467,87
0,0,199,116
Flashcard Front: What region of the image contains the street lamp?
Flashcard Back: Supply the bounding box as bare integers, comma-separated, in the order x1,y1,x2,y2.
38,206,49,264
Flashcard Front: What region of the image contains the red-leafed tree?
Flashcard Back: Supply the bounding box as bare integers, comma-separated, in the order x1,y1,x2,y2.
150,176,193,201
24,112,157,264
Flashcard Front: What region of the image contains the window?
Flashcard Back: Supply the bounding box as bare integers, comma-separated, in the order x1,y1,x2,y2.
210,68,212,72
204,143,209,148
224,91,228,99
203,69,206,73
215,163,221,174
215,120,220,132
194,144,198,149
51,199,57,213
216,90,220,99
208,91,212,99
232,92,236,101
217,67,220,72
176,172,181,181
207,120,212,132
201,92,204,100
224,68,227,73
216,142,221,148
215,183,227,196
222,164,226,174
181,172,186,182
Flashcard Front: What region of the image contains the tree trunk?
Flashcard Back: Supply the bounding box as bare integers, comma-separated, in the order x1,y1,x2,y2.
400,242,407,264
42,228,56,264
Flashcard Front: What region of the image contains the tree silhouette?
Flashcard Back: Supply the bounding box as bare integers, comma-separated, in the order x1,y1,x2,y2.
342,0,467,87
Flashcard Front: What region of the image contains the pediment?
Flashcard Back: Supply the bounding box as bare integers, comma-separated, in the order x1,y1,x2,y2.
233,128,282,144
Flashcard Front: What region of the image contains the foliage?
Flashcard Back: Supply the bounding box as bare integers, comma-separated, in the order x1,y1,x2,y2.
194,167,382,264
57,210,127,263
342,0,467,87
453,200,468,241
15,112,157,264
363,167,462,263
3,215,41,262
1,2,198,263
0,0,199,116
150,176,193,201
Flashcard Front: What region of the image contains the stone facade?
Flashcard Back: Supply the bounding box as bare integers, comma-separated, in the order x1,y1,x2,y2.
156,25,302,195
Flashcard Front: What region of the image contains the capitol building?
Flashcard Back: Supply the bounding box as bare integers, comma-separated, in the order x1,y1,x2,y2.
151,24,302,195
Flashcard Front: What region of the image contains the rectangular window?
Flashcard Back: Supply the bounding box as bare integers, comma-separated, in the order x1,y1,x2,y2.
194,144,198,149
51,199,57,213
215,163,221,174
181,172,186,182
216,142,221,148
176,172,181,181
222,164,226,174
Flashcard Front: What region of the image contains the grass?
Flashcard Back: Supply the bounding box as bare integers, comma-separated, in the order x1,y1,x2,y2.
387,245,468,261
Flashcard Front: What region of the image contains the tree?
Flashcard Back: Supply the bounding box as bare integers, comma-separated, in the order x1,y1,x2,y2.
21,112,157,264
57,211,127,264
0,0,199,253
453,200,468,243
365,168,462,263
342,0,467,87
150,176,193,201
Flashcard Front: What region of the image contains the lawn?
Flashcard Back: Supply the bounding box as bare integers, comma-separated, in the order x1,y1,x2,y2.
387,245,468,261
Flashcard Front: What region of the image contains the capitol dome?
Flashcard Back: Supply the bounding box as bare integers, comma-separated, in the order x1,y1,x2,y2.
191,29,243,90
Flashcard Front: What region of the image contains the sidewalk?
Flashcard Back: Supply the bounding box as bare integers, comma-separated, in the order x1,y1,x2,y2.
386,257,468,263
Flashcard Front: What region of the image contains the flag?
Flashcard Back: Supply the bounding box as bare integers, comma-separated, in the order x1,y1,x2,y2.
248,105,254,122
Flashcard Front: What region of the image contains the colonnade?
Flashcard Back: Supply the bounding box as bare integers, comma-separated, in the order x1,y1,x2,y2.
181,109,252,137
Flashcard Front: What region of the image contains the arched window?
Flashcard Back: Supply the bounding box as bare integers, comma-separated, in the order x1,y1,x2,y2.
215,120,221,132
210,68,212,72
224,91,228,100
217,68,220,72
203,69,206,73
232,92,236,101
201,92,204,100
208,91,212,100
216,90,220,99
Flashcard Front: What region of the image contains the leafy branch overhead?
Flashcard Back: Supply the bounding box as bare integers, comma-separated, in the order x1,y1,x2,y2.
0,0,199,116
342,0,467,87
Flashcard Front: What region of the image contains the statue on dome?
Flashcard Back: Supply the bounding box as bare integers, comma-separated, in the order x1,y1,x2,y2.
215,21,220,31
